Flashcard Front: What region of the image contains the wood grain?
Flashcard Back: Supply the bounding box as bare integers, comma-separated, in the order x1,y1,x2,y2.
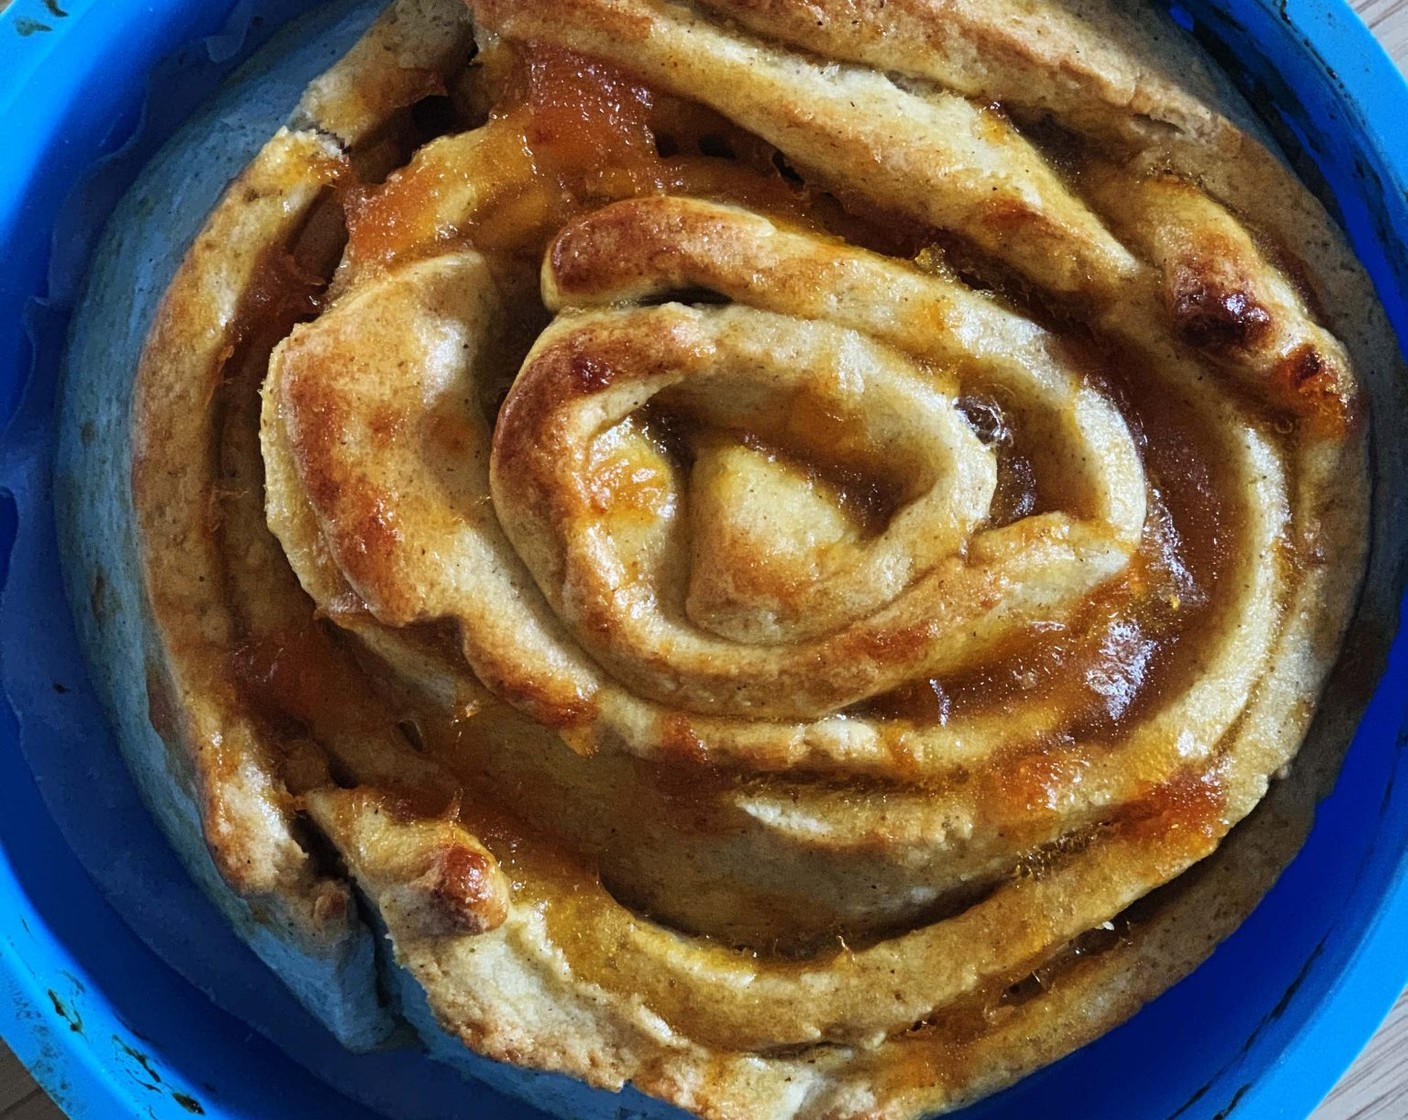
1358,0,1408,60
2,1,1406,1118
1317,993,1408,1120
0,1050,42,1117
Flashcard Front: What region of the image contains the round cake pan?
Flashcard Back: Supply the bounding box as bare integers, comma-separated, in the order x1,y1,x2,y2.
1,2,1406,1118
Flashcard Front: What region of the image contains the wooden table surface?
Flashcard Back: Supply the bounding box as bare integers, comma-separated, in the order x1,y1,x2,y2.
3,2,1407,1118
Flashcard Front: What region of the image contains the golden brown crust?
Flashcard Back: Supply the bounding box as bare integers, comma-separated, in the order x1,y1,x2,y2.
688,0,1235,146
132,128,350,907
118,0,1405,1117
306,789,509,936
121,0,498,1041
292,0,474,145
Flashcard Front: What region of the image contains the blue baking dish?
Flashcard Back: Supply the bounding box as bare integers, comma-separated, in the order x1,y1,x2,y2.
1,1,1406,1117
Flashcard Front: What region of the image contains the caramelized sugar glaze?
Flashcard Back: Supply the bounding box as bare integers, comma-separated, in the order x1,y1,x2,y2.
130,0,1379,1116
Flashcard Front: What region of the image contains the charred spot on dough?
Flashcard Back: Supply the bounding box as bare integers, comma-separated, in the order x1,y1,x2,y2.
405,840,509,934
1169,272,1272,350
1279,343,1331,389
1272,343,1354,433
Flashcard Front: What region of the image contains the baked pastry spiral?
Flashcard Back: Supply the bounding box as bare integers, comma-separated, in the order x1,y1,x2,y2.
120,0,1386,1116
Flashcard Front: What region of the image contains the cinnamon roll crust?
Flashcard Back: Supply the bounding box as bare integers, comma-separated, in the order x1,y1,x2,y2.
118,0,1404,1117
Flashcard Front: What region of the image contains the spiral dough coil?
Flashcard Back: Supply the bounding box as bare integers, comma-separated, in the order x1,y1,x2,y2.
127,0,1380,1116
